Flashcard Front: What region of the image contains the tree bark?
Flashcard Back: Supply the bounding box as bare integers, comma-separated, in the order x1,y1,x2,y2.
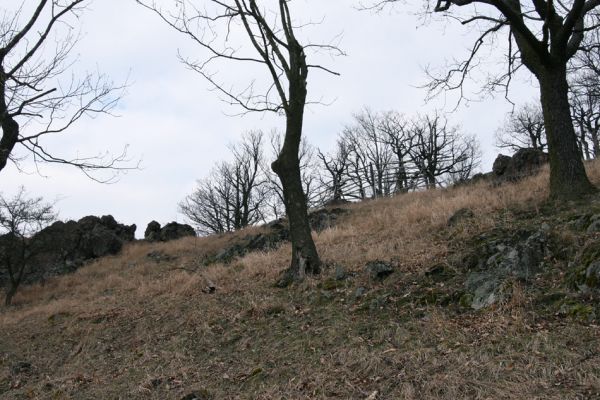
0,69,19,172
272,61,320,286
538,66,596,200
272,120,321,285
5,284,16,306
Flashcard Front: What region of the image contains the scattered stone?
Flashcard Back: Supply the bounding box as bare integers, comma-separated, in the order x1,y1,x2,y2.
202,280,217,294
424,264,454,282
585,261,600,289
568,214,592,231
334,265,348,281
447,208,475,227
353,287,367,299
587,216,600,234
146,251,177,263
180,390,212,400
11,361,32,375
365,260,395,280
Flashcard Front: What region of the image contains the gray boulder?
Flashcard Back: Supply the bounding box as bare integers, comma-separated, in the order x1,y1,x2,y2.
492,148,549,182
144,220,162,241
160,222,196,241
463,228,551,309
80,225,123,259
492,154,512,176
447,208,475,227
365,260,395,280
144,221,196,242
308,208,348,232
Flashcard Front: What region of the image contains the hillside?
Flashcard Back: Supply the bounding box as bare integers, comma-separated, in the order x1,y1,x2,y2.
2,162,600,399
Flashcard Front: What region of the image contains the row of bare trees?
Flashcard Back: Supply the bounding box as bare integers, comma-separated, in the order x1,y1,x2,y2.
179,130,323,235
180,109,481,235
320,109,480,200
6,0,600,288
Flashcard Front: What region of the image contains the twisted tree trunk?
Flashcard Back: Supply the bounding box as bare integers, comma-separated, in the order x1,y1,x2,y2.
538,66,596,200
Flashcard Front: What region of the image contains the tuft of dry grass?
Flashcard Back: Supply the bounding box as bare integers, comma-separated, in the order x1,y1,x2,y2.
1,160,600,399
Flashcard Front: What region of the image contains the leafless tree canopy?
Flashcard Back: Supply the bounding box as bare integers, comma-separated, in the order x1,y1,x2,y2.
136,0,341,115
495,103,547,152
569,31,600,159
332,109,480,198
0,0,131,181
0,186,56,305
372,0,600,199
179,131,270,235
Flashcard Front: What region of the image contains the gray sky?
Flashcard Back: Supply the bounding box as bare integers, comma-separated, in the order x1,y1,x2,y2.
3,0,538,236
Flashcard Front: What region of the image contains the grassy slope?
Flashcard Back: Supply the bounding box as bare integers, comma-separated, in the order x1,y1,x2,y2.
2,163,600,399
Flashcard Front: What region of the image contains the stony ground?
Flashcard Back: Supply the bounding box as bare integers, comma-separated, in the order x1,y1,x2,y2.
2,165,600,399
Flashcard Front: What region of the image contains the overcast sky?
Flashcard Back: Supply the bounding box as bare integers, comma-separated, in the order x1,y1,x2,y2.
2,0,538,236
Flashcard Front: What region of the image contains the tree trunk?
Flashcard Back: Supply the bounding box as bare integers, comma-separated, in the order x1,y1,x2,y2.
272,96,320,287
538,67,596,200
591,129,600,158
5,283,16,306
0,113,19,173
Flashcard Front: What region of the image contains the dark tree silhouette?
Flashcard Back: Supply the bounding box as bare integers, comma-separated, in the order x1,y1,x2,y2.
375,0,600,199
0,187,56,305
180,132,269,235
0,0,129,181
137,0,341,285
570,72,600,159
378,111,415,193
408,113,480,188
318,139,350,202
495,103,547,152
343,108,395,198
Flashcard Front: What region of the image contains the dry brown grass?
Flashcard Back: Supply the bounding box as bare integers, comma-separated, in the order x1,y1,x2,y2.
2,160,600,399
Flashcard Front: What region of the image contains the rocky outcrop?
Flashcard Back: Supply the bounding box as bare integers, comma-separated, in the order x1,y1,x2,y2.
208,207,348,265
308,208,348,232
460,224,552,309
464,148,549,187
210,221,289,264
493,148,549,182
144,221,196,242
0,215,136,286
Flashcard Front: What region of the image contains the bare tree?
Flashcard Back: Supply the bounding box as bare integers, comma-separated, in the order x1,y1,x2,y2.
408,113,480,188
570,72,600,159
495,103,547,152
448,134,481,184
377,111,416,193
0,187,56,305
317,138,350,202
375,0,600,199
180,132,268,235
137,0,342,285
343,108,395,198
0,1,129,181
